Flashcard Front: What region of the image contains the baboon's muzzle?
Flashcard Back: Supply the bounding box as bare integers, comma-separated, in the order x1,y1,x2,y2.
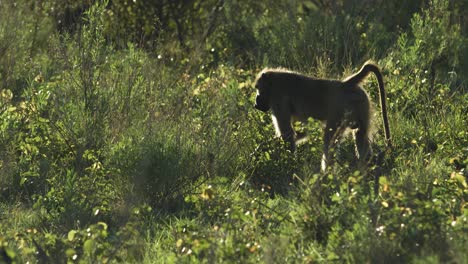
254,96,269,112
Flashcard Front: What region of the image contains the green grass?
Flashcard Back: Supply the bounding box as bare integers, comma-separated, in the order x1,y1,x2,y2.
0,0,467,263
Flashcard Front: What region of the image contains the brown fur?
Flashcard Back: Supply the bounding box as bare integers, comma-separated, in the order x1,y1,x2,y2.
254,61,391,170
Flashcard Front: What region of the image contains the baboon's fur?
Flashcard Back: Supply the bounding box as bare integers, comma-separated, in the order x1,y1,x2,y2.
254,61,391,170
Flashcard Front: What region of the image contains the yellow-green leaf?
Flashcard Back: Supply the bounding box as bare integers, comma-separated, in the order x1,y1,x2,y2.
83,239,95,253
68,230,77,241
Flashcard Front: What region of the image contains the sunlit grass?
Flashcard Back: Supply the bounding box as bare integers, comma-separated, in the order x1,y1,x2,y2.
0,0,466,263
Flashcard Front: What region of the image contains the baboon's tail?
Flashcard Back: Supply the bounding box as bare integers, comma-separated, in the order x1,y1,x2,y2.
344,61,391,147
343,60,380,86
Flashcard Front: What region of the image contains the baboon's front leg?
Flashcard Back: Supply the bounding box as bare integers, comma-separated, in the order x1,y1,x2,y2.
272,114,296,152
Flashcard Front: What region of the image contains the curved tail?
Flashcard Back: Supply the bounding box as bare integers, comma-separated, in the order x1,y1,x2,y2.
344,61,391,147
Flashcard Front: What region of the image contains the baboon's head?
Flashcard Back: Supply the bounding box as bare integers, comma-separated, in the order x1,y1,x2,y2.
254,71,271,112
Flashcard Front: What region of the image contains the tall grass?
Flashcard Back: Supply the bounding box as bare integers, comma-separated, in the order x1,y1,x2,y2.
0,0,466,262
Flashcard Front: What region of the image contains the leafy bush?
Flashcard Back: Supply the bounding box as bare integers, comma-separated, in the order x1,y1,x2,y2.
1,0,467,263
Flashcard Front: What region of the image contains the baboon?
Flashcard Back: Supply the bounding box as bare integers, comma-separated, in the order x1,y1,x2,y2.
254,61,391,170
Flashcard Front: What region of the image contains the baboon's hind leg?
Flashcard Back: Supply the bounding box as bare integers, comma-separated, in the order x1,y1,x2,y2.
354,128,372,170
321,123,345,171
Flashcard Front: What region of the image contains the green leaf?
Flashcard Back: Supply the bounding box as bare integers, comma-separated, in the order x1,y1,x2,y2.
83,239,95,254
68,230,77,241
327,252,339,260
97,222,108,230
379,176,388,185
65,248,76,257
452,173,467,188
5,248,16,259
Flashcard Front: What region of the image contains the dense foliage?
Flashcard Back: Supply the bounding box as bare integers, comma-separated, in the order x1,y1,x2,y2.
0,0,467,263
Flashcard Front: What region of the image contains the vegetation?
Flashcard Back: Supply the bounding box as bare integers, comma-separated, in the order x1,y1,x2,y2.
0,0,466,263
